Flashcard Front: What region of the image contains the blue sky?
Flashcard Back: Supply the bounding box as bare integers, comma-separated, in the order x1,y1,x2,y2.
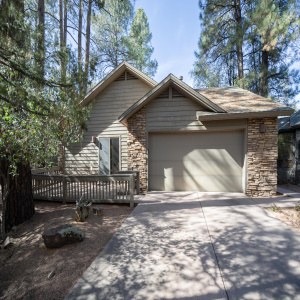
135,0,200,87
134,0,300,105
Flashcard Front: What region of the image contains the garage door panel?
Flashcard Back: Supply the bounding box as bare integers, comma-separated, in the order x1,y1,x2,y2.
149,132,244,192
151,148,243,164
150,160,242,177
164,174,242,192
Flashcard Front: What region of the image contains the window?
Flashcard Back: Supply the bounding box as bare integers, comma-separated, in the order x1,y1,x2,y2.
99,137,119,175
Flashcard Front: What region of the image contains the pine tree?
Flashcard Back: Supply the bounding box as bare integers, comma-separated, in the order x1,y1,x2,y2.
92,1,158,78
92,0,135,73
191,0,300,104
0,0,88,239
125,7,158,77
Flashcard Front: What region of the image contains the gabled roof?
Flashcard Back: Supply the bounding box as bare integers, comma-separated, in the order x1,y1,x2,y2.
196,87,294,121
118,74,226,124
79,61,157,107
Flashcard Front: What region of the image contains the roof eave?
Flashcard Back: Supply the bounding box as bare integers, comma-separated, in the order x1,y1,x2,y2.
197,109,294,121
119,74,226,125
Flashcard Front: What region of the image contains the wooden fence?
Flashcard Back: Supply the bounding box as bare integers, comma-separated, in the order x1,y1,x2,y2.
32,174,135,207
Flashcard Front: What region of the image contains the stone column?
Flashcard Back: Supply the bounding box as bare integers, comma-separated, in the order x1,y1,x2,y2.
127,106,147,193
246,117,278,197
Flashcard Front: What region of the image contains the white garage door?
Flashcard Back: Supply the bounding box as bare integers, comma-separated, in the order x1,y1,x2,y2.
148,131,245,192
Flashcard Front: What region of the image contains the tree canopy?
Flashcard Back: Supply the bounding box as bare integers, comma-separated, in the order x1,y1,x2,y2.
191,0,300,105
0,0,157,238
92,1,157,78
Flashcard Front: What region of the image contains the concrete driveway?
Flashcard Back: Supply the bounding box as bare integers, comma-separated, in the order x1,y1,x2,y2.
65,192,300,300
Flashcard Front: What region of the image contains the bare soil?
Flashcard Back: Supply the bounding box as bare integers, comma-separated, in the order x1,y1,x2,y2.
266,184,300,234
0,201,134,300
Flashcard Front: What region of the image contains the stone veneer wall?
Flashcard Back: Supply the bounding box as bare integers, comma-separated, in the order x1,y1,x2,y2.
127,105,147,193
246,117,278,197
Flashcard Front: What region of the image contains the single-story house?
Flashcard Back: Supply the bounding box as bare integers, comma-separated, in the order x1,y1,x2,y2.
60,61,293,197
278,111,300,184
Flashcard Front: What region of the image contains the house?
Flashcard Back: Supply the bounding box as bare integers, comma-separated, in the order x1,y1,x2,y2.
61,61,293,197
278,111,300,185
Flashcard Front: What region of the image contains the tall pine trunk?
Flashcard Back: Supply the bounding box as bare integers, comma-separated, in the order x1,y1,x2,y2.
234,0,244,88
59,0,67,81
78,0,83,96
259,49,269,97
83,0,92,94
37,0,45,77
1,160,34,239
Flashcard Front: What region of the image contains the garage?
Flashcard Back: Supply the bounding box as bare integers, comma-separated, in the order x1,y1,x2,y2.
148,131,245,192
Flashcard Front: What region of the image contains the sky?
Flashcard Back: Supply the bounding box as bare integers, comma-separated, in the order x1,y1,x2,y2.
134,0,200,87
134,0,300,105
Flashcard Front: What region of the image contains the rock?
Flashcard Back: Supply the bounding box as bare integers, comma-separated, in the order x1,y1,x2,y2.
42,224,84,248
93,207,103,216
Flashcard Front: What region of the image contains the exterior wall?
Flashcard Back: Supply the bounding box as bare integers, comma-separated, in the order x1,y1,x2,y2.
64,77,151,174
127,105,147,192
246,117,278,197
147,88,209,131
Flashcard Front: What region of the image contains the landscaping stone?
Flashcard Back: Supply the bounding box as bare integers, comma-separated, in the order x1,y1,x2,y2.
42,224,84,248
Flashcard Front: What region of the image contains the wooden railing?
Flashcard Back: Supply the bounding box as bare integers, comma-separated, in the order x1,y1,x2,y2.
31,174,135,207
116,170,140,195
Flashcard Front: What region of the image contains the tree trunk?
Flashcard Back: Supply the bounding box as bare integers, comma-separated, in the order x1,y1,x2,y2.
259,49,269,97
59,0,67,81
63,0,68,47
78,0,83,96
37,0,45,77
1,159,34,238
59,0,63,50
83,0,92,94
234,0,244,88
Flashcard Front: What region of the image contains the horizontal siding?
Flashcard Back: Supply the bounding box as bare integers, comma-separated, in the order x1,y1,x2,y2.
147,96,208,131
65,79,151,174
147,96,247,132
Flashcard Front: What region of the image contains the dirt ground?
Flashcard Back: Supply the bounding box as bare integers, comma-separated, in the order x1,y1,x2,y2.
1,186,300,300
267,184,300,235
0,201,134,300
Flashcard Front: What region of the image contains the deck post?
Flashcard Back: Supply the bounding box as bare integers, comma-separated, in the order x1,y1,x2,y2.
135,171,140,195
129,174,134,208
62,176,67,205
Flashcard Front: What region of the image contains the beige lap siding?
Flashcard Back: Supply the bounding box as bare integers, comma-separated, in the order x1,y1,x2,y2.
64,78,151,174
127,105,147,193
246,117,278,197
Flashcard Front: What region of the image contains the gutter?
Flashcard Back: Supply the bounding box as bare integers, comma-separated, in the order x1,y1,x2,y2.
196,109,294,121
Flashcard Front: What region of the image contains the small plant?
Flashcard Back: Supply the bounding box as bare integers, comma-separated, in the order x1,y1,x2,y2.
270,204,281,212
59,227,84,239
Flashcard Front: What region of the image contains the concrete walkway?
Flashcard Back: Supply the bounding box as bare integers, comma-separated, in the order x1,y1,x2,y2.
65,192,300,300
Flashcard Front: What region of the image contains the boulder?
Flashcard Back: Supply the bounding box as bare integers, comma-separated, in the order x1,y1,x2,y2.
42,224,84,248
